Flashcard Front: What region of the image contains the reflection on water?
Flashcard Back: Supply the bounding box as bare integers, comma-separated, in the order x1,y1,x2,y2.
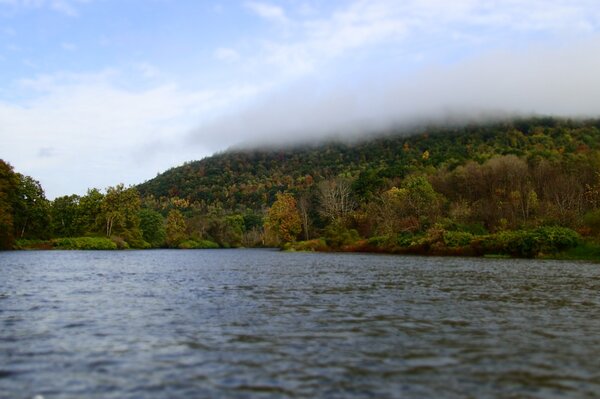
1,249,599,398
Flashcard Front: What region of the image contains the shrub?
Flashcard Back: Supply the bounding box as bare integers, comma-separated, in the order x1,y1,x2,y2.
472,227,580,257
456,223,488,235
14,239,53,250
110,236,130,250
397,232,419,247
556,241,600,260
178,239,220,249
284,239,328,252
534,226,580,253
52,237,117,250
583,210,600,235
497,230,540,257
443,231,474,248
367,235,391,247
324,223,360,248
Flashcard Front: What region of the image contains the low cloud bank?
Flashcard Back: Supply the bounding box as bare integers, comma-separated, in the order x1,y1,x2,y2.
189,37,600,150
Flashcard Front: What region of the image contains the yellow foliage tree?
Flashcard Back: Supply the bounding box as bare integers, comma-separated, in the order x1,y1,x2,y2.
264,192,301,244
166,209,187,248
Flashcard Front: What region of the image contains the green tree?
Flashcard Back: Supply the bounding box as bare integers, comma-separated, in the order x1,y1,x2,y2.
76,188,104,234
13,174,50,239
139,208,166,248
166,209,186,247
219,214,244,247
264,192,301,244
371,175,442,236
100,184,143,244
352,169,385,201
399,175,442,224
50,195,81,237
0,160,19,249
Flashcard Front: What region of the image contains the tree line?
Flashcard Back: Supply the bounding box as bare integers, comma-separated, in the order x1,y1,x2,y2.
2,117,600,257
0,160,262,250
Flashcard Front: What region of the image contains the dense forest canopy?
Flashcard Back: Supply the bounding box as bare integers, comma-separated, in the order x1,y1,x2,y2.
2,117,600,256
138,117,600,211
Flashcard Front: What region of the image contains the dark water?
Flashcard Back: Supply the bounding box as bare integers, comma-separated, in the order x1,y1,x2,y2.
1,250,599,399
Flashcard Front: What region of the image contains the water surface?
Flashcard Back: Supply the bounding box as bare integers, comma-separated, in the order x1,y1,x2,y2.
1,249,599,398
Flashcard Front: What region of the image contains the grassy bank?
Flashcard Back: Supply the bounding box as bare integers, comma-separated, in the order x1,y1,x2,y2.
15,237,118,250
14,236,221,250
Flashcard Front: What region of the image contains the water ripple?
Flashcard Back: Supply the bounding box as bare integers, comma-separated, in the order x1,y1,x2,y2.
1,250,599,398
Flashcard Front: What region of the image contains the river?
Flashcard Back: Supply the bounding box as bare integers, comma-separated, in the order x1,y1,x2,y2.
1,249,599,398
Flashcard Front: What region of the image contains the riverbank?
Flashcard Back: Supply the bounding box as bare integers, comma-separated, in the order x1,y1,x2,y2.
13,237,220,251
284,227,600,261
12,229,600,262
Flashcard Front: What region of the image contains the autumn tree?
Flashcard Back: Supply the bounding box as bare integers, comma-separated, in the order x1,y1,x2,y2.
372,187,412,236
264,192,301,244
297,191,312,241
166,209,187,247
318,178,355,223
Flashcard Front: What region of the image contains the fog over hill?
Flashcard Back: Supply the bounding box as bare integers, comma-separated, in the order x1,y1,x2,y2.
188,37,600,151
2,1,600,199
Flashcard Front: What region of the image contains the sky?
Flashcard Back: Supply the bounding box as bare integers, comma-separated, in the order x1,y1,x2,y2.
1,0,600,198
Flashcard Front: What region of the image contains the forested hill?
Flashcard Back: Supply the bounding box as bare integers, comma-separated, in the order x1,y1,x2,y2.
5,116,600,253
138,117,600,211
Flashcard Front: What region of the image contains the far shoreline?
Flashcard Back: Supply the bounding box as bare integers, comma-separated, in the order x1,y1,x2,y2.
8,239,600,263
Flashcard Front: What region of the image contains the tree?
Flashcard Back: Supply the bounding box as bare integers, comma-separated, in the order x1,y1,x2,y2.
50,195,81,237
166,209,186,247
224,214,244,247
297,192,312,241
139,208,166,248
352,168,385,202
318,178,355,223
100,184,142,242
372,175,442,235
399,175,441,223
13,174,50,239
0,160,19,249
76,188,104,234
372,187,409,236
264,192,301,244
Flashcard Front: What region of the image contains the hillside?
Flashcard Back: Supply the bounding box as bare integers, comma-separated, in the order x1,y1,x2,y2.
138,117,600,211
5,116,600,255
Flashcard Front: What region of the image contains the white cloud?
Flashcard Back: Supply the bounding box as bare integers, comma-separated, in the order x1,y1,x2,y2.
0,69,261,198
246,0,600,76
4,0,600,199
188,37,600,149
244,1,287,23
134,62,160,79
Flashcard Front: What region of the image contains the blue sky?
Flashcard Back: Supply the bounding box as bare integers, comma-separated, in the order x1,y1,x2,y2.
1,0,600,198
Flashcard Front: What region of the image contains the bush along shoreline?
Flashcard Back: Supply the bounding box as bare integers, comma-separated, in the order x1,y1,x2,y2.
14,236,220,251
11,226,600,261
284,225,600,261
